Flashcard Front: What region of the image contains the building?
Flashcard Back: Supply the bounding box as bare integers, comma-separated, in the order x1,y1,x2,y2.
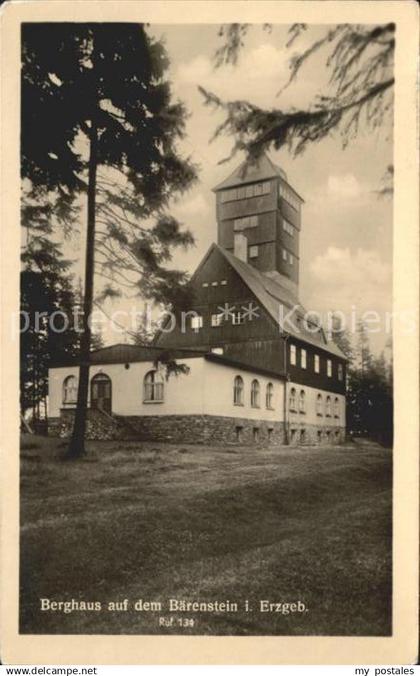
48,154,347,445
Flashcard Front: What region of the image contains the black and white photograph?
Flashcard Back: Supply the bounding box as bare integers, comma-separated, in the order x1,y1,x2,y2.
1,0,418,666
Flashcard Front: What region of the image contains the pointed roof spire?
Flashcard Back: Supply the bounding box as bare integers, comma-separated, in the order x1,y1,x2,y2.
212,153,288,192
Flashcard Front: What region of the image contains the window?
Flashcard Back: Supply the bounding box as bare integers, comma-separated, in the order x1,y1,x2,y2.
282,219,294,236
289,253,293,265
289,387,297,411
253,427,260,443
232,311,245,325
221,182,270,203
266,383,274,409
234,376,244,406
299,390,306,413
301,349,307,369
221,280,227,286
211,347,224,355
327,359,332,377
251,380,260,408
143,370,164,402
202,282,209,288
190,315,203,331
316,394,323,416
334,397,340,418
268,427,274,441
317,430,323,442
338,363,344,381
235,426,243,442
300,429,306,444
282,248,288,261
290,344,297,366
211,281,218,287
314,354,320,373
211,313,223,327
249,245,259,259
326,396,332,417
233,215,259,231
279,182,301,212
63,375,77,404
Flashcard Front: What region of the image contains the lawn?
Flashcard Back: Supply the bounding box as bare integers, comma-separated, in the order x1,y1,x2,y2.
20,434,392,636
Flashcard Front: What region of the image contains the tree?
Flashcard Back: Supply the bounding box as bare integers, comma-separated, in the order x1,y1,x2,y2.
330,311,353,361
200,23,394,169
22,24,198,458
20,238,81,423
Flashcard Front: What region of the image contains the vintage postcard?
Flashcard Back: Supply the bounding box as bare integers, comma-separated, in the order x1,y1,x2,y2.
0,0,418,666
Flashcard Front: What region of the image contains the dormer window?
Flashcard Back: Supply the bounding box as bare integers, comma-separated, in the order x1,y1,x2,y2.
232,311,245,325
190,315,203,331
249,245,259,259
211,313,223,327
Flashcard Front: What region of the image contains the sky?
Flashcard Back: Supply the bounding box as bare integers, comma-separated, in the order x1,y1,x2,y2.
64,23,393,355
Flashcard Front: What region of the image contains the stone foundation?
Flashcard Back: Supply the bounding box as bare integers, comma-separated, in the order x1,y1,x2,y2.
125,415,285,446
48,408,131,441
287,422,346,446
49,411,345,446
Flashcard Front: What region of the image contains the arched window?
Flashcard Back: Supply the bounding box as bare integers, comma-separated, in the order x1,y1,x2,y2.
251,380,260,408
316,393,323,416
326,396,332,417
299,390,306,413
233,376,244,406
143,370,164,402
266,382,274,409
63,375,78,405
334,397,340,418
289,387,297,411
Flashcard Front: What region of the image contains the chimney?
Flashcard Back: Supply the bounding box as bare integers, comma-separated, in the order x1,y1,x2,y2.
234,233,248,262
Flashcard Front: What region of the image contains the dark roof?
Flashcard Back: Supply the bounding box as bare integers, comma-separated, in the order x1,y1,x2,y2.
204,352,286,380
50,343,208,368
211,244,346,359
212,153,304,202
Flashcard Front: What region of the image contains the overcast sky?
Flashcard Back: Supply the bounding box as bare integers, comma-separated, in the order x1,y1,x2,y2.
65,23,393,355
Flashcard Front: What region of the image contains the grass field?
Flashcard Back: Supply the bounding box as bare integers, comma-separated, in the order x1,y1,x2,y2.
20,434,392,636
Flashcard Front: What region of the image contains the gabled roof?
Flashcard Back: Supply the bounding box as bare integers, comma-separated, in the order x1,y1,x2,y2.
203,244,346,359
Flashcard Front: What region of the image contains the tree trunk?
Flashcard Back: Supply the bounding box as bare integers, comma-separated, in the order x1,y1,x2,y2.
65,121,98,459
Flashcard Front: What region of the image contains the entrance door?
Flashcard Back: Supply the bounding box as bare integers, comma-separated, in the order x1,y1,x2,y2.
91,373,112,414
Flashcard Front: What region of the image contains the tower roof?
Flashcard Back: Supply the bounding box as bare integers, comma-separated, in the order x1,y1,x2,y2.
213,153,290,192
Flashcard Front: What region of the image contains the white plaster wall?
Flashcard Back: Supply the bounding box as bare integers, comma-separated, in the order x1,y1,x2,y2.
202,360,284,422
48,359,206,418
287,381,346,427
49,360,345,427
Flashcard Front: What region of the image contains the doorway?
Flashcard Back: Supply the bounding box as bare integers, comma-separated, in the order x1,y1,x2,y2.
91,373,112,414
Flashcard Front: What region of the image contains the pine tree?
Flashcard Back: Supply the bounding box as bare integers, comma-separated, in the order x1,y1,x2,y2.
201,23,394,168
20,239,81,423
22,24,198,457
